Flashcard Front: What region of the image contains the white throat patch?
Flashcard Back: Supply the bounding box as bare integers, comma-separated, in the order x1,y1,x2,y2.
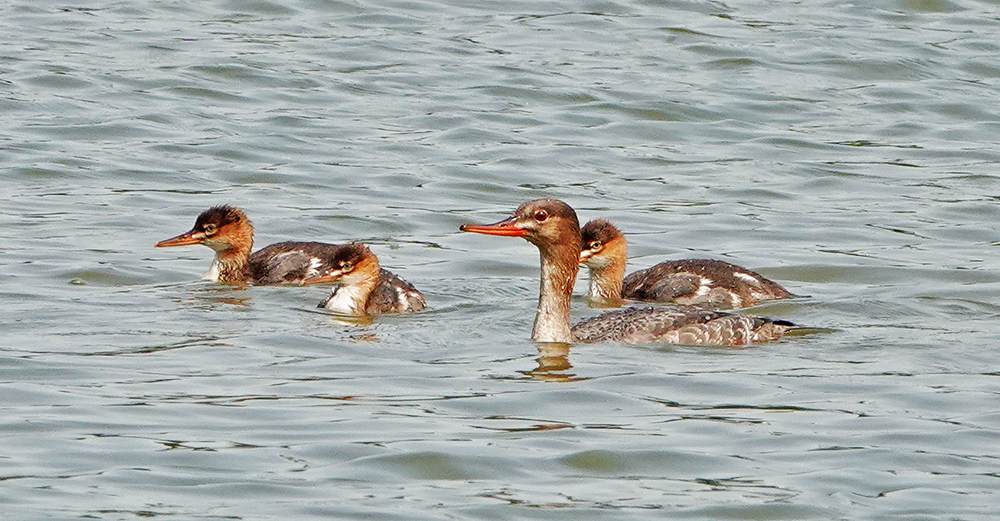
204,254,223,282
321,284,367,315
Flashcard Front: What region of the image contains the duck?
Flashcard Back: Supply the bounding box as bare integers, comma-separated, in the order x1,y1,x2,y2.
156,205,344,285
579,219,794,308
460,199,797,345
304,243,426,316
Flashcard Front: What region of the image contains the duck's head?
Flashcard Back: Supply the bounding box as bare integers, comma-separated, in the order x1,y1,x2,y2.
579,219,627,269
156,205,253,253
460,199,581,255
302,243,379,286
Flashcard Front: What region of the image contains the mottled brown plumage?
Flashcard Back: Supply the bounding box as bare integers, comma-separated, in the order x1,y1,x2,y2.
580,219,794,309
572,306,795,345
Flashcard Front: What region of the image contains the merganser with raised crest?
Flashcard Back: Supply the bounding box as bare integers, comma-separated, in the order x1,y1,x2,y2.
460,199,797,345
580,219,794,308
156,205,344,285
304,243,426,315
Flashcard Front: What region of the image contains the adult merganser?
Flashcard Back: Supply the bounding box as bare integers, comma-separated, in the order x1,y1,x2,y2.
305,243,425,315
460,199,797,345
580,219,794,308
155,205,344,285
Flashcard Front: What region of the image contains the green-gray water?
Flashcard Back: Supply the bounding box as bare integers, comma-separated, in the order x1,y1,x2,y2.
3,0,1000,519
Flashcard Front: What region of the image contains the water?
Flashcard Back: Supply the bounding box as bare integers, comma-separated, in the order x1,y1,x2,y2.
2,0,1000,518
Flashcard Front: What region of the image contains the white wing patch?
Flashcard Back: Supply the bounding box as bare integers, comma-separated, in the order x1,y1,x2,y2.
692,276,715,297
395,286,424,312
396,288,409,310
733,271,762,286
307,256,323,278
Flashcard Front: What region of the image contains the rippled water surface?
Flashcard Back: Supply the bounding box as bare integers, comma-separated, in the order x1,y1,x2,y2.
3,0,1000,519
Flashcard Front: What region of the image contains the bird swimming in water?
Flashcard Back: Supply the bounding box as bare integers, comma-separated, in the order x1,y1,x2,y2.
461,199,798,345
156,205,347,285
579,219,794,309
305,243,426,316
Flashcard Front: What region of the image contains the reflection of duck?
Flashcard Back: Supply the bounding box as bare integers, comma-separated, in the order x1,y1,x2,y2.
306,244,426,316
580,219,794,308
522,342,579,382
461,199,797,345
156,205,343,285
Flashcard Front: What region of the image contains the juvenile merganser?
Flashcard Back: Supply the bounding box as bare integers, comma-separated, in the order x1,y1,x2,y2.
155,205,344,285
461,199,797,345
305,243,426,316
580,219,794,308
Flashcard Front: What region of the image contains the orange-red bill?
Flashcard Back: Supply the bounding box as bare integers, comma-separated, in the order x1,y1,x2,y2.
155,230,203,248
459,217,525,237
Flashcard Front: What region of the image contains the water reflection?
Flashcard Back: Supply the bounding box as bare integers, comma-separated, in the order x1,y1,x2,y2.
323,313,375,327
519,342,586,382
184,286,253,307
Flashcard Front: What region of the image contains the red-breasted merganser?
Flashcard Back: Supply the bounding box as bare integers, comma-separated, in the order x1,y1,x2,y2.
460,199,797,345
579,219,794,309
155,205,344,285
303,243,426,315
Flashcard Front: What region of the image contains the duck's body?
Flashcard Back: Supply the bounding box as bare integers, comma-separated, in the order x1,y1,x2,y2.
461,200,796,346
156,205,343,285
307,244,425,316
572,306,793,345
580,219,794,309
245,241,350,285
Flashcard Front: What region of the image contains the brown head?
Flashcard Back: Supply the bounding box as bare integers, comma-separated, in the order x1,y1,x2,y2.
460,199,582,260
461,199,583,343
579,219,628,305
303,243,379,286
155,205,254,254
579,219,627,269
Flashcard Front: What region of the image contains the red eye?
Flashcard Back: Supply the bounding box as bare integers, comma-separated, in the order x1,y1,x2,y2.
534,210,548,222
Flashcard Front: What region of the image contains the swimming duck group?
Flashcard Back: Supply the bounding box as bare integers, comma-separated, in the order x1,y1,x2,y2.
157,200,804,346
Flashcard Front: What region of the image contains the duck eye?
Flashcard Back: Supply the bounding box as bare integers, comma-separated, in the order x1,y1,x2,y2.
534,210,548,222
203,224,217,234
590,241,602,251
340,262,353,272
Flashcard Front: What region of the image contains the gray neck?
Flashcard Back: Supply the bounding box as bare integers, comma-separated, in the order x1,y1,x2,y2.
587,264,624,306
532,249,577,343
208,250,249,284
